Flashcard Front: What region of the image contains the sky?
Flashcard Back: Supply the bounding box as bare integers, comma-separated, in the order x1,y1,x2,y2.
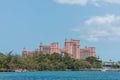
0,0,120,61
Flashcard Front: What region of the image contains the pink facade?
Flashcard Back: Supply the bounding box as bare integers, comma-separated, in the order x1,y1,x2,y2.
80,47,96,59
64,39,80,59
22,39,96,59
40,42,60,54
22,48,36,56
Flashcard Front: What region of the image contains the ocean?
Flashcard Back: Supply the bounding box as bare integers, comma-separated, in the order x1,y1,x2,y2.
0,71,119,80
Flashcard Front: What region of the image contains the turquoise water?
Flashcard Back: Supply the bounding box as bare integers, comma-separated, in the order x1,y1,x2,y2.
0,71,120,80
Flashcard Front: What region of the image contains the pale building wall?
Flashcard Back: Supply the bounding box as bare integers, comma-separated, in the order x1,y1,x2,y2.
65,40,72,55
22,39,96,60
64,39,80,59
40,42,61,54
22,48,36,56
88,47,96,57
71,40,80,59
50,42,60,54
80,47,96,59
80,48,90,59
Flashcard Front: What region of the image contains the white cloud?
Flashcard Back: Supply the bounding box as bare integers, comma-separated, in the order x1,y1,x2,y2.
92,0,101,7
72,14,120,42
104,0,120,4
54,0,88,6
86,36,99,42
54,0,120,6
92,0,120,6
85,15,120,25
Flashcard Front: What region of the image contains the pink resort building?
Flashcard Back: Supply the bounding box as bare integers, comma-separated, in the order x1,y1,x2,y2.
22,39,96,59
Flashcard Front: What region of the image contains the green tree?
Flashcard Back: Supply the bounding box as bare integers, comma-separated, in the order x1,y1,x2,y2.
79,60,91,69
86,56,102,68
0,52,6,68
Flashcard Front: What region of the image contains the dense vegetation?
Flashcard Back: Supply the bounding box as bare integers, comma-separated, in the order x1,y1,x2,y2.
0,52,102,71
112,62,120,68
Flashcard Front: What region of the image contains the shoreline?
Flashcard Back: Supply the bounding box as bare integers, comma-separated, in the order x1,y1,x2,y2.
1,68,120,72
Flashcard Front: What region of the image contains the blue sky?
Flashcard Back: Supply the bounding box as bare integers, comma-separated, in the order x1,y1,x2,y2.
0,0,120,61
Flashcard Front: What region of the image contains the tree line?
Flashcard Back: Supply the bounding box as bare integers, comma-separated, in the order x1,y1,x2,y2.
0,51,102,71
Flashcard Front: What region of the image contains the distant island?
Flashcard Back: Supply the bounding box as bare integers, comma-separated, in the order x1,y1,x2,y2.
0,51,102,72
0,39,120,72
